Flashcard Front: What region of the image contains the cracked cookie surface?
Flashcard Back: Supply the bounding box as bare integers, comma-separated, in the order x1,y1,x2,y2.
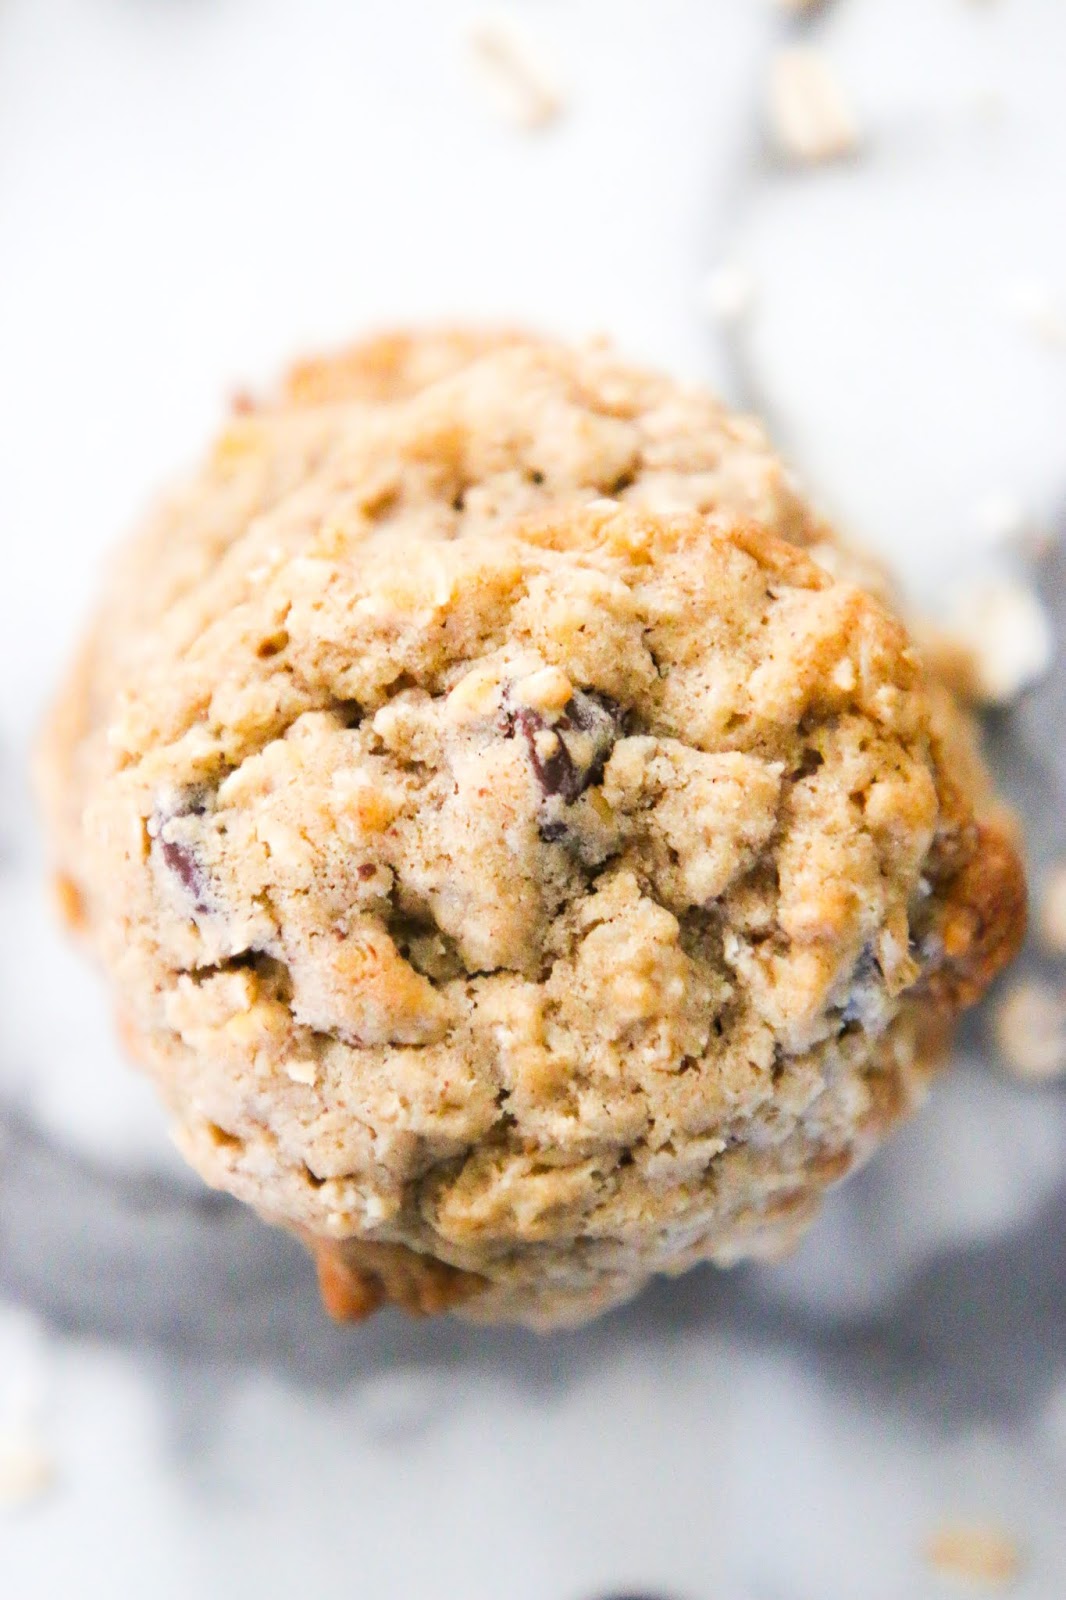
40,332,1026,1326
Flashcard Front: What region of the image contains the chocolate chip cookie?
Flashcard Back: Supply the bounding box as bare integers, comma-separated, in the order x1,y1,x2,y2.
39,332,1026,1326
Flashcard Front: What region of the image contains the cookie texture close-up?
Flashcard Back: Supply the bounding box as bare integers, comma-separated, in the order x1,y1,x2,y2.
39,331,1027,1327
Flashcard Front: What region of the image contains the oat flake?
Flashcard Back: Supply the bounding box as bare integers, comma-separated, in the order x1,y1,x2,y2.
768,47,859,164
1037,860,1066,956
946,576,1053,705
994,977,1066,1083
466,15,564,130
0,1430,54,1510
701,263,757,324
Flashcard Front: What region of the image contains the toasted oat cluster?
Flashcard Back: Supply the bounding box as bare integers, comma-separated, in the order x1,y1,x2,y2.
40,332,1025,1326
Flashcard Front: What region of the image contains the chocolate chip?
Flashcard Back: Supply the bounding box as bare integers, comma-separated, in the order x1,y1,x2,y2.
794,746,824,780
512,707,580,803
537,818,570,844
501,687,625,820
151,787,213,914
159,837,211,913
565,686,625,746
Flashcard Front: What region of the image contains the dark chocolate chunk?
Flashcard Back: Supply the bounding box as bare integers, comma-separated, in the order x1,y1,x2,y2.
159,837,212,914
514,706,581,803
537,818,570,844
501,686,625,815
793,745,825,781
151,787,213,915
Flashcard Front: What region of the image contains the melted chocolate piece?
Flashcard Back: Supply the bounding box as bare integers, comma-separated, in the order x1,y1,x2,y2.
151,789,213,914
502,687,624,823
159,837,211,913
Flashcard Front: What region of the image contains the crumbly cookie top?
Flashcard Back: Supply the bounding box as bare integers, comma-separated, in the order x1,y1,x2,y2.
46,334,821,881
127,503,937,1031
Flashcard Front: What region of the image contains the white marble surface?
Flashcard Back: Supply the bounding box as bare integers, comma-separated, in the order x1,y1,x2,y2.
1,2,1064,1597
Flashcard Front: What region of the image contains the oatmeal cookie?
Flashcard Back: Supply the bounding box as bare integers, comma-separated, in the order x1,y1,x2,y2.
39,332,1025,1327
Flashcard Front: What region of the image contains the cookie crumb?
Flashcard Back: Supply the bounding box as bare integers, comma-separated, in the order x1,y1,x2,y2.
945,577,1053,705
1038,861,1066,956
1004,277,1066,349
466,14,564,130
701,262,756,324
994,977,1066,1082
768,47,859,164
0,1429,54,1511
924,1523,1021,1588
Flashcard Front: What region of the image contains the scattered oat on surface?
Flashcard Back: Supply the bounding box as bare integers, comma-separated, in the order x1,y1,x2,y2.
945,576,1054,705
768,47,859,164
1004,277,1066,349
971,495,1031,551
994,977,1066,1082
1037,860,1066,956
466,14,564,129
0,1430,54,1511
701,262,757,324
924,1523,1022,1588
